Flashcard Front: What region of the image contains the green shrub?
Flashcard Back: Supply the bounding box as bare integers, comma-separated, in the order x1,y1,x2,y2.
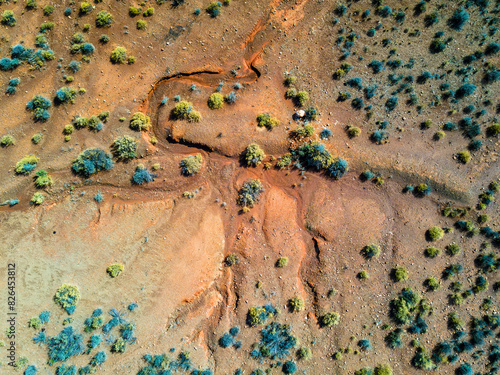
143,7,154,17
99,34,110,43
237,179,264,208
1,135,14,147
392,267,408,282
206,1,221,17
412,351,436,371
34,170,53,188
421,119,433,129
26,0,37,10
358,270,369,280
448,293,464,306
320,312,340,327
54,284,80,314
285,88,297,98
374,364,392,375
112,337,126,353
112,136,137,160
298,347,312,360
276,257,288,268
288,296,304,312
257,113,280,130
31,192,45,205
127,56,136,64
244,143,265,167
457,150,471,164
284,75,297,86
73,116,89,129
208,92,224,109
347,126,361,138
130,112,150,131
106,264,124,278
486,123,500,137
424,247,441,258
478,214,488,224
445,243,461,256
137,19,147,30
1,10,16,26
426,226,444,241
96,11,113,27
28,317,42,329
277,153,292,169
433,131,445,140
180,154,203,176
292,125,315,138
31,134,42,144
361,244,381,259
110,46,127,64
424,277,440,291
224,254,239,266
296,91,309,106
15,155,39,175
43,5,54,16
172,100,201,122
129,6,140,16
79,2,93,15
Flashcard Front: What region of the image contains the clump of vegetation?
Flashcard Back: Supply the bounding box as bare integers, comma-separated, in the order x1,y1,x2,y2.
34,170,53,188
15,155,39,175
244,143,265,167
132,165,157,185
457,150,471,164
358,270,369,280
96,11,113,27
445,243,461,256
424,247,441,258
106,264,124,278
257,113,280,130
298,347,312,360
361,244,381,260
224,254,239,266
54,284,80,315
112,136,137,161
79,2,93,15
295,91,309,106
208,92,224,109
31,192,45,205
448,9,469,31
385,328,404,349
137,19,147,30
130,112,151,131
288,296,304,312
486,123,500,137
110,46,128,64
346,125,361,138
1,135,14,147
237,179,264,208
55,87,77,105
247,304,277,327
1,10,16,27
180,154,203,176
392,267,408,282
424,277,440,291
72,148,114,177
320,312,340,327
26,95,52,122
171,101,202,122
389,288,421,325
327,158,349,180
426,226,444,241
276,257,288,268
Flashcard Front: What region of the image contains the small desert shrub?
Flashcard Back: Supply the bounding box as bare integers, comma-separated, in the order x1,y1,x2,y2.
448,9,469,31
99,34,110,43
106,264,124,278
292,124,315,138
15,155,39,175
288,296,304,312
129,6,140,16
346,125,361,138
72,148,114,177
445,243,461,256
284,75,296,86
206,1,221,17
374,364,392,375
112,136,137,160
320,312,340,327
276,257,288,268
26,0,37,10
246,305,277,327
143,7,154,17
55,87,77,105
110,47,127,64
424,247,441,258
424,277,440,291
244,143,265,167
31,192,45,205
130,112,150,131
224,254,239,266
180,154,203,176
426,227,444,241
486,123,500,137
26,95,52,122
34,170,53,188
358,270,369,280
237,179,264,208
361,244,381,259
136,19,147,30
96,11,113,27
208,92,224,109
433,131,445,140
94,192,103,203
132,165,157,185
414,183,431,197
296,91,309,106
457,150,471,164
257,113,279,130
326,158,349,180
80,2,93,15
127,56,136,64
1,10,16,27
392,267,408,282
1,135,14,147
54,284,80,314
298,347,312,360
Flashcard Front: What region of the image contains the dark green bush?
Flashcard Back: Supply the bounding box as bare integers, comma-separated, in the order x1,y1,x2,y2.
112,136,137,160
244,143,265,167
